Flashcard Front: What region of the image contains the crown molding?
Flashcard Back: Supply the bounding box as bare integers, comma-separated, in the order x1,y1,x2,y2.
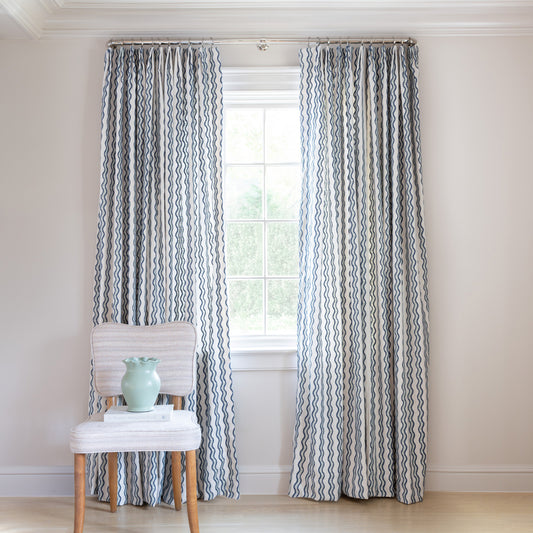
1,0,61,38
2,1,533,39
43,7,533,39
54,1,533,7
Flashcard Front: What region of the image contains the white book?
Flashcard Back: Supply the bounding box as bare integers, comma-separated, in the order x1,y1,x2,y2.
104,404,173,423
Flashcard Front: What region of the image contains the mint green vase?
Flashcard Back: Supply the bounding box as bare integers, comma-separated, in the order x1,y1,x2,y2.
121,357,161,412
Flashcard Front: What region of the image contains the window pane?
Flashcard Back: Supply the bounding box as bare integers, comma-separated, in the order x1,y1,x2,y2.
226,222,263,276
266,165,300,219
225,108,263,164
267,222,298,276
228,279,264,335
267,279,298,334
265,108,300,163
225,166,263,219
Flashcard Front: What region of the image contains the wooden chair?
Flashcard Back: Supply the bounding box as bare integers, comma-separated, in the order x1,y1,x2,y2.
70,321,201,533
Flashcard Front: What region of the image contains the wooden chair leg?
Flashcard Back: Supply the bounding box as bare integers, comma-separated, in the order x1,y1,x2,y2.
108,452,118,512
185,450,199,533
172,396,183,511
74,453,86,533
172,451,182,511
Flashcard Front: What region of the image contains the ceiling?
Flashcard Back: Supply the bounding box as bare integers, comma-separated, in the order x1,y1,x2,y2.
1,0,532,40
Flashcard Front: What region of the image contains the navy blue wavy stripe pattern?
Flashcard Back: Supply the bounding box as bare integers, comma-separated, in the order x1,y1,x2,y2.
289,44,429,505
88,45,239,506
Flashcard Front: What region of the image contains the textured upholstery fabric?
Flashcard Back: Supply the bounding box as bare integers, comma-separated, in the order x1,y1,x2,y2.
70,410,201,454
92,322,196,398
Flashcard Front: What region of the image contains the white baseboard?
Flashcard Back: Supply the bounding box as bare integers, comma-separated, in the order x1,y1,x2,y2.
240,464,533,495
0,466,74,497
1,464,532,497
426,465,533,493
238,465,292,495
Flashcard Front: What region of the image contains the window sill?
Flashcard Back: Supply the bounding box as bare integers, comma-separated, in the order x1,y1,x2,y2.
230,335,296,354
230,336,297,372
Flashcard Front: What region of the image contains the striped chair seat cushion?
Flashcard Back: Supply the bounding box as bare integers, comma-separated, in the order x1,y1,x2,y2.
70,410,201,454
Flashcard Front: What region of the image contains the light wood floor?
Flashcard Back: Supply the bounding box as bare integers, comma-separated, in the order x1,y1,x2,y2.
1,493,532,532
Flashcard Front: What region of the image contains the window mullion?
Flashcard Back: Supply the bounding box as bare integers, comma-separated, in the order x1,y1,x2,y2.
262,108,267,336
223,93,300,339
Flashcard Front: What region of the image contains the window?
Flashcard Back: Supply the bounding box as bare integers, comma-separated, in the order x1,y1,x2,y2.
223,70,301,340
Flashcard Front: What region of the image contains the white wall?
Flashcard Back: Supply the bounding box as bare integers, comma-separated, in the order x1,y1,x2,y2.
0,35,532,496
419,36,533,491
0,39,105,495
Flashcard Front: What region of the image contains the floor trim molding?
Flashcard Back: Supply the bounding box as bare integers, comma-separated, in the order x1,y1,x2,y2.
1,464,532,497
239,465,292,495
425,465,533,493
0,466,74,497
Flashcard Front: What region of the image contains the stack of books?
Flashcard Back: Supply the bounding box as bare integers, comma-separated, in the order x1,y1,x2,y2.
104,404,173,422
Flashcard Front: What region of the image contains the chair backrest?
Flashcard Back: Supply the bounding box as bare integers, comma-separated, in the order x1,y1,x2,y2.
91,321,197,398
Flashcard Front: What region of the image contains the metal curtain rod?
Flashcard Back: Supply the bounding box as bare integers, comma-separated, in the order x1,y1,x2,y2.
107,37,417,50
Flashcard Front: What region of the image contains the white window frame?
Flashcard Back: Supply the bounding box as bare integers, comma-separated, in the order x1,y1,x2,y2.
222,67,300,359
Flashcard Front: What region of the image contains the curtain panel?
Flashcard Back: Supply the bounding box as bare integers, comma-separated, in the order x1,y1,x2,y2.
290,44,429,504
88,45,239,505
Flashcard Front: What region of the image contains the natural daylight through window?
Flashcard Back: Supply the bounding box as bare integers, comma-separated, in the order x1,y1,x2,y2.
223,104,301,336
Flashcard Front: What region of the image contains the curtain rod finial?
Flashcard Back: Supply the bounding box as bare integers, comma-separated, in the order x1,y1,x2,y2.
257,39,269,52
